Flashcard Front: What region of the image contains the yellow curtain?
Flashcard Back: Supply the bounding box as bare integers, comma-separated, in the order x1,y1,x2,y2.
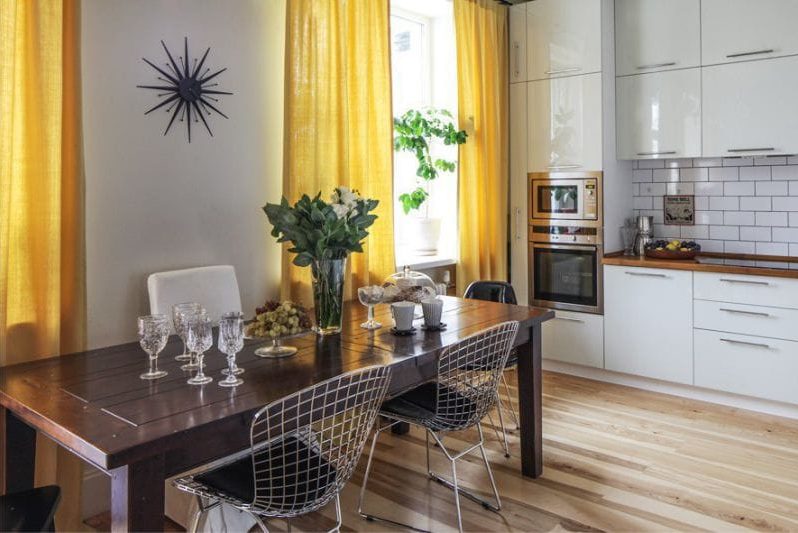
282,0,395,304
0,0,85,530
454,0,509,293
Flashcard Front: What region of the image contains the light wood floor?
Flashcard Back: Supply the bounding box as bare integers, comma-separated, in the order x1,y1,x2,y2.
89,371,798,532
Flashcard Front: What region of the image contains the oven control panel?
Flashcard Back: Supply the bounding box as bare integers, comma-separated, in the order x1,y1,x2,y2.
584,181,598,219
530,225,602,245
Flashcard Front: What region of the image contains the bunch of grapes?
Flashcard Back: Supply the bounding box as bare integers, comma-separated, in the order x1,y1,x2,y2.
247,300,312,339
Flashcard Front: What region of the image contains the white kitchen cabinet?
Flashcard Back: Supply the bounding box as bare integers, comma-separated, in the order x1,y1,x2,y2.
509,4,527,83
526,0,602,81
509,82,528,304
703,56,798,158
694,299,798,343
543,311,604,368
604,265,693,384
694,271,798,309
701,0,798,66
616,68,701,160
528,73,602,172
615,0,700,77
695,329,798,405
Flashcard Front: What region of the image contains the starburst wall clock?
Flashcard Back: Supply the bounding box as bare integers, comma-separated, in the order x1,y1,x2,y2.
137,37,232,142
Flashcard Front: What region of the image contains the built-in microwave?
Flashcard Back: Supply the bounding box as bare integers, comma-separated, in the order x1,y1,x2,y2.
529,172,601,222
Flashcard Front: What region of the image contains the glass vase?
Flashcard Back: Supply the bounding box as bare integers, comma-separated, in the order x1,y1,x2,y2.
311,256,347,335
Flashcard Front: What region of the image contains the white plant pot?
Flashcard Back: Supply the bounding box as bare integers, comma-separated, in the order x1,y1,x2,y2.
407,217,442,256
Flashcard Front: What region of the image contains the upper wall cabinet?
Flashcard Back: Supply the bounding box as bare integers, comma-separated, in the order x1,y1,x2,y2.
526,0,602,81
702,0,798,66
509,4,527,83
703,56,798,157
614,0,700,77
528,73,603,172
616,68,701,160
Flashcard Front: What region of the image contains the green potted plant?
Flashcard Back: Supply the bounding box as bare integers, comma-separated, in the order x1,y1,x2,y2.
394,108,467,256
263,187,379,335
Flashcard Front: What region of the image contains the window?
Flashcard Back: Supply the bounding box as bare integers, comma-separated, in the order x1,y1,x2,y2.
390,0,458,265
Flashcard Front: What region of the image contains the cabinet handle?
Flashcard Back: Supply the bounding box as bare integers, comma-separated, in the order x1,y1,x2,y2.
544,67,581,75
547,164,582,170
720,338,771,349
636,61,677,70
636,150,677,156
719,308,771,318
727,147,776,153
625,271,668,278
513,42,521,78
726,49,774,58
554,316,584,323
719,278,770,286
514,207,521,241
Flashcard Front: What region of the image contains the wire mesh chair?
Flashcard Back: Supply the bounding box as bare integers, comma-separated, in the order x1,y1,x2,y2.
464,280,521,457
174,365,392,533
358,321,519,533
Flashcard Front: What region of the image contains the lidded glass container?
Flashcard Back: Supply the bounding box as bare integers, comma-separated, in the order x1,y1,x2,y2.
382,265,437,303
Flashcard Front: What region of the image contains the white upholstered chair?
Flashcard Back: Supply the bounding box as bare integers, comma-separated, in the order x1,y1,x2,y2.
147,265,243,323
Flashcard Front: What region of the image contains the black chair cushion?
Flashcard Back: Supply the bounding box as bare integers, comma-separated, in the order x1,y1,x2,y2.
381,382,478,428
195,435,337,508
0,485,60,532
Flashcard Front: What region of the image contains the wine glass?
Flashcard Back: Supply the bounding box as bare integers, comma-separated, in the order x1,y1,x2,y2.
172,302,203,361
179,308,208,371
186,314,213,385
220,311,245,376
218,312,244,387
138,315,170,380
358,285,384,330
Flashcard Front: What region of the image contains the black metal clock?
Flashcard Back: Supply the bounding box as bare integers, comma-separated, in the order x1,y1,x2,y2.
137,37,232,142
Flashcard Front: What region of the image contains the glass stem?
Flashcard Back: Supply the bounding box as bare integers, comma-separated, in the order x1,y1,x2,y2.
181,338,188,356
227,355,235,379
368,305,375,324
196,353,205,378
149,354,156,374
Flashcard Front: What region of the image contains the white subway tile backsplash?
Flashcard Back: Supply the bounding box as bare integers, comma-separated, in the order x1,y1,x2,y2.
740,197,771,211
755,212,788,226
740,166,771,181
679,167,708,182
756,181,789,196
710,225,740,240
756,242,789,255
724,241,754,253
724,182,755,196
631,157,798,258
772,165,798,181
666,182,694,195
710,196,739,211
724,211,755,226
740,227,771,241
773,197,798,211
722,157,754,167
772,227,798,243
652,169,679,182
695,211,724,225
695,182,723,196
709,167,739,181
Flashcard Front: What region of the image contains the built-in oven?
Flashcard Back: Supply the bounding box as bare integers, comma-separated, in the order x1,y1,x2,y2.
529,172,600,222
529,240,603,314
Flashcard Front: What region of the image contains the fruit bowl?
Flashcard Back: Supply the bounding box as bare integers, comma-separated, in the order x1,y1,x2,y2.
245,301,313,358
644,239,701,260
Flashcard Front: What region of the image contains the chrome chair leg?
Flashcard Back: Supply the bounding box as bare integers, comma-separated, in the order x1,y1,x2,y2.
251,513,270,533
450,457,463,533
189,496,205,533
501,373,520,430
477,424,502,510
493,392,511,457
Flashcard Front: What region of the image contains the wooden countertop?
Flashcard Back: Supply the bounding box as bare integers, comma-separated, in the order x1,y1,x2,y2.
603,251,798,279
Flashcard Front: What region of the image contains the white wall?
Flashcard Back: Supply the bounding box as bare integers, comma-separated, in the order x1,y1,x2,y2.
82,0,285,348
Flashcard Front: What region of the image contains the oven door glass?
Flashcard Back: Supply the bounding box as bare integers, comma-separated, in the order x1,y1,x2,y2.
533,245,597,307
537,184,579,215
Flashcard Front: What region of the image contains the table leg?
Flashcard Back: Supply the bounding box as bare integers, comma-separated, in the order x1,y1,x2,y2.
3,408,37,493
110,455,165,532
516,324,543,478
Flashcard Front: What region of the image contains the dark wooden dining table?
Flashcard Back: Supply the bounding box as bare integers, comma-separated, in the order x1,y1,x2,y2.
0,296,552,531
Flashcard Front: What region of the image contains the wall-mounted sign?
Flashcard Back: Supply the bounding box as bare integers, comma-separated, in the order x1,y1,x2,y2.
664,195,695,225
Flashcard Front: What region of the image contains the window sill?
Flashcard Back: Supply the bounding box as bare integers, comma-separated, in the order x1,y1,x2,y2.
395,254,457,271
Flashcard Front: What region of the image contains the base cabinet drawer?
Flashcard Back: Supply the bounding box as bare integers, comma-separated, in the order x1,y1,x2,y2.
695,330,798,405
542,311,603,368
694,272,798,310
694,300,798,342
